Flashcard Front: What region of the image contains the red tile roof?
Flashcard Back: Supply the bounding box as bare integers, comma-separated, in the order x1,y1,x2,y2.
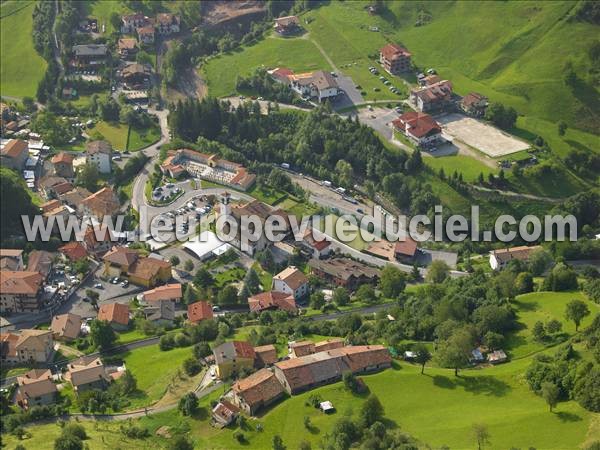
394,237,418,257
103,246,139,266
1,139,28,158
0,271,43,295
380,43,412,61
59,241,88,261
233,368,284,408
51,152,74,165
187,301,213,323
393,112,441,139
97,303,129,326
143,283,182,302
254,344,278,366
248,291,297,313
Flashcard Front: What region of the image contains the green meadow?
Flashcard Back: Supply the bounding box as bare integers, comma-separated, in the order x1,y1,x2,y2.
0,1,47,98
202,36,331,98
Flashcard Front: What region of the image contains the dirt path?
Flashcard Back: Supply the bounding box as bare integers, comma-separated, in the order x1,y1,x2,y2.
470,184,562,203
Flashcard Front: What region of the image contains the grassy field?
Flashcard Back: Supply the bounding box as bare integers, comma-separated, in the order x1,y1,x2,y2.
424,153,498,182
119,343,193,409
94,121,160,152
6,355,595,449
0,1,47,98
505,290,599,359
202,36,331,98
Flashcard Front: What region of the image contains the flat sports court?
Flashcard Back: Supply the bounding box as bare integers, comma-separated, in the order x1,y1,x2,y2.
436,113,530,157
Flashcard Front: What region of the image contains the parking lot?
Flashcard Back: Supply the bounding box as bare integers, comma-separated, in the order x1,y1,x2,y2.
150,195,212,242
436,113,530,157
152,182,184,203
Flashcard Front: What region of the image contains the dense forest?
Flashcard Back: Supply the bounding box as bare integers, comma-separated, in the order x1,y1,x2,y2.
169,98,436,215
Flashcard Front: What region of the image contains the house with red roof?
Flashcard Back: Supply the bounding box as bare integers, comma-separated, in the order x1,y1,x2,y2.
392,111,442,147
0,139,29,170
59,241,88,262
394,237,419,264
379,43,412,74
187,301,214,324
231,368,285,415
51,152,75,178
97,303,130,330
213,341,256,379
409,80,453,113
248,291,297,314
460,92,489,117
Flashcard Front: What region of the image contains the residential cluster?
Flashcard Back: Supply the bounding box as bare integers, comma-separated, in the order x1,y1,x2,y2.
375,43,489,151
210,338,391,424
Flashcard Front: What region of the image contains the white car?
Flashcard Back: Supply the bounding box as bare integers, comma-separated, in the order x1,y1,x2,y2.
94,283,103,289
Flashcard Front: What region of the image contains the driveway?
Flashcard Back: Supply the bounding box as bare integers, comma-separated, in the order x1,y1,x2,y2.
332,74,364,110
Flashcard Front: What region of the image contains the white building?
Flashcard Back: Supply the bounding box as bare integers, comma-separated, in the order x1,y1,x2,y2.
85,140,112,174
489,245,542,271
272,266,309,300
290,70,339,102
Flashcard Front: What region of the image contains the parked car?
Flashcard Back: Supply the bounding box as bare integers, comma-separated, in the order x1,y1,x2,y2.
94,283,103,289
121,280,129,288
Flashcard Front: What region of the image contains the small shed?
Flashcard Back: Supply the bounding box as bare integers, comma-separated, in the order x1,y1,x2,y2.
487,350,508,365
319,401,335,414
404,351,417,360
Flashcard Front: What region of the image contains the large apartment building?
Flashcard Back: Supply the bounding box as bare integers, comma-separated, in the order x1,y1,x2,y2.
379,43,412,74
0,271,44,313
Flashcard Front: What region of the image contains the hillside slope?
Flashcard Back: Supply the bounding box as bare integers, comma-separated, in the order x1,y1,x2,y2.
381,1,599,133
0,1,47,98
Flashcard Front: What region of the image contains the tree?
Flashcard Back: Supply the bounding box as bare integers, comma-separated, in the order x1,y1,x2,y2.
546,319,563,335
272,434,286,450
379,265,406,298
194,268,214,287
541,382,560,412
413,343,432,374
360,394,384,427
529,248,553,276
170,436,194,450
244,268,260,294
54,434,83,450
0,167,37,241
426,260,450,284
183,285,195,305
217,285,239,305
170,255,180,267
355,284,377,304
483,331,504,350
178,392,198,416
514,272,534,294
184,259,194,271
89,319,116,350
565,299,590,331
472,423,490,450
62,424,87,441
574,365,600,412
183,357,202,376
332,287,350,306
436,328,474,376
343,371,360,392
193,342,212,359
558,120,568,136
75,163,100,193
109,12,121,32
310,291,326,310
543,263,578,291
532,321,546,341
485,102,517,130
